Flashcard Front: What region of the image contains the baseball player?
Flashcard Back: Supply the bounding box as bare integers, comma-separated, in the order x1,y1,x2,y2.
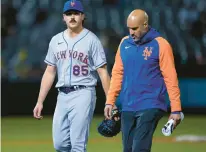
33,0,110,152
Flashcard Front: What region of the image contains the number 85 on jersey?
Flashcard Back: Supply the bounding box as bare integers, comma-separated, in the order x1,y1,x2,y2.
73,65,88,76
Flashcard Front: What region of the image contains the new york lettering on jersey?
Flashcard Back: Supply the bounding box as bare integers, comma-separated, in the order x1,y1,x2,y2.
55,50,88,64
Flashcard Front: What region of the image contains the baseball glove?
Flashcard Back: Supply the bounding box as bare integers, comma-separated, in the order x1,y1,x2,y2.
97,109,121,137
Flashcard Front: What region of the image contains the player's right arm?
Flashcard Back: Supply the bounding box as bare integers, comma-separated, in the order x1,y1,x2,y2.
33,65,56,119
33,37,57,119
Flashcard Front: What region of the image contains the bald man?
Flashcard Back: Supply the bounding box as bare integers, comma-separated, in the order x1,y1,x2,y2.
104,9,182,152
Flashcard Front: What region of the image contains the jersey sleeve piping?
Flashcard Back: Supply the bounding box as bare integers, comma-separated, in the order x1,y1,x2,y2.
95,61,107,69
44,59,56,66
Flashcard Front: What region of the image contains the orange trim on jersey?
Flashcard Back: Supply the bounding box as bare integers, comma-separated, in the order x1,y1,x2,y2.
106,36,128,105
156,37,182,112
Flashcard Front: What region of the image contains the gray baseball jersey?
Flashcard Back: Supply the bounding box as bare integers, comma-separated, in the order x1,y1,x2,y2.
44,28,106,87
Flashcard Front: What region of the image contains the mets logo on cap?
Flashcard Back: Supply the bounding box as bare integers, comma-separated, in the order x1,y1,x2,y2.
70,1,75,7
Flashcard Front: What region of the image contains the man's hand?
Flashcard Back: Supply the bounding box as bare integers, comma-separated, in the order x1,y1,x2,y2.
104,104,113,119
33,103,43,120
168,113,181,129
112,105,120,121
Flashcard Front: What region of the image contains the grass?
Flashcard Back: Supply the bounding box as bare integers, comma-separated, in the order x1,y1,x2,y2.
1,115,206,152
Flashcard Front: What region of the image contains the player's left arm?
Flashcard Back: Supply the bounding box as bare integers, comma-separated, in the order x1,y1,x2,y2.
97,64,111,96
156,37,182,128
91,36,110,96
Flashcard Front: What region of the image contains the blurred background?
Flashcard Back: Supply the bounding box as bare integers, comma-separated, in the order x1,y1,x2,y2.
2,0,206,115
1,0,206,152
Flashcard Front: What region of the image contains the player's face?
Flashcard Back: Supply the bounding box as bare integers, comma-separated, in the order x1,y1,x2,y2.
63,11,85,30
127,19,148,42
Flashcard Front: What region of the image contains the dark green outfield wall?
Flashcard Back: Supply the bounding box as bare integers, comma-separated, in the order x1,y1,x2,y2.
2,79,206,116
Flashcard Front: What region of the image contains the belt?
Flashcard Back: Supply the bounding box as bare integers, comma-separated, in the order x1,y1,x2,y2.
58,85,87,94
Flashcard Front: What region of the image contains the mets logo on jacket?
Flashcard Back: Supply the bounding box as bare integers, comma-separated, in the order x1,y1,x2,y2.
142,47,153,60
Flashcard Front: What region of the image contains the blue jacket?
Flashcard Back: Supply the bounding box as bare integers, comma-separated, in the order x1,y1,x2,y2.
106,27,182,112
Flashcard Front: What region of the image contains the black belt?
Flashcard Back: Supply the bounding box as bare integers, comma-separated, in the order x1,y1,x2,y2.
59,85,87,94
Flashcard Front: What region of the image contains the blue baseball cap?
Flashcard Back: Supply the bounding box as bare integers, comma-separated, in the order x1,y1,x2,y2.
63,0,84,13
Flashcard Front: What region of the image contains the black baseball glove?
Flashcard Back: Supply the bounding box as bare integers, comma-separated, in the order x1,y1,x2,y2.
97,109,121,137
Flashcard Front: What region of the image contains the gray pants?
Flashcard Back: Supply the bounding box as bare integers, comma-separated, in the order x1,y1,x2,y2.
52,87,96,152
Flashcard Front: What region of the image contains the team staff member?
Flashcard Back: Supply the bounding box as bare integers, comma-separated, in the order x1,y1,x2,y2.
33,0,110,152
104,9,182,152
